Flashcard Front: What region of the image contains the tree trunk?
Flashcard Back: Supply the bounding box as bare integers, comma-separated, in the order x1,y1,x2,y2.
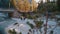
39,29,42,34
44,11,48,34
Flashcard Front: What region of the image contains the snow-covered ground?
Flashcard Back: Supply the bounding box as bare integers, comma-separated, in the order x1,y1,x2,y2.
5,18,60,34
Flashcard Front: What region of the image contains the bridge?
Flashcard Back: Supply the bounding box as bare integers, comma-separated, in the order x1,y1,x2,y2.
0,8,16,13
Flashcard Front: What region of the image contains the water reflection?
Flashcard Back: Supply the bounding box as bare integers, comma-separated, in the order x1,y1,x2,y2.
0,13,9,22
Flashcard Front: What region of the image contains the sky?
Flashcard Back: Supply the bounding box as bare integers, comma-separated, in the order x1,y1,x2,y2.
34,0,57,3
34,0,40,3
34,0,47,3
